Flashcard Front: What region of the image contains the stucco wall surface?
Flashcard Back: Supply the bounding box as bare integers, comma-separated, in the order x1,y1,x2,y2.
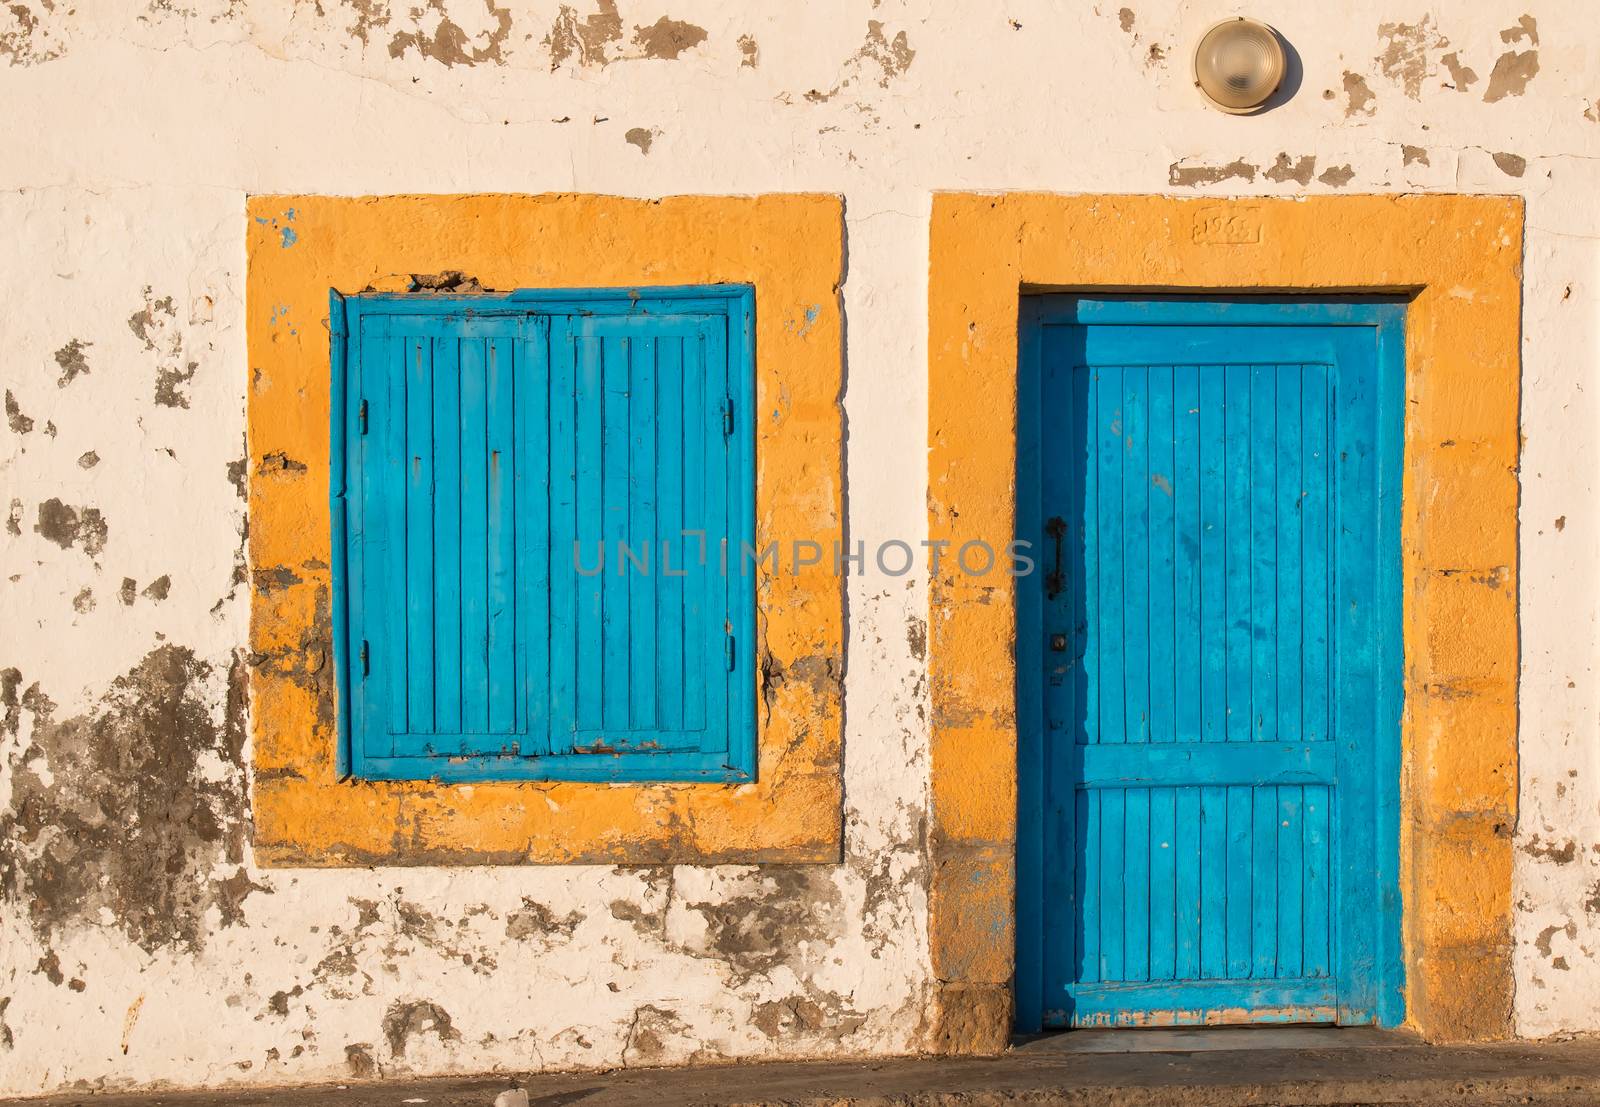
0,0,1596,1095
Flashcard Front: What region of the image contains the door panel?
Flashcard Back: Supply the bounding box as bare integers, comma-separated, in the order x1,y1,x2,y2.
1016,298,1403,1031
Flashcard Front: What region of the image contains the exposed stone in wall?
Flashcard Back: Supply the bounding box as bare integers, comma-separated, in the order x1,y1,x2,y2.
0,647,255,954
33,499,108,558
52,340,91,388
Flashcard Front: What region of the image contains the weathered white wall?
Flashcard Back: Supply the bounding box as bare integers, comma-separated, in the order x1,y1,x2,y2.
0,0,1596,1094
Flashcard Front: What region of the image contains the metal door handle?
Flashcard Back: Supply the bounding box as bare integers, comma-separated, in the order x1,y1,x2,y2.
1045,516,1066,600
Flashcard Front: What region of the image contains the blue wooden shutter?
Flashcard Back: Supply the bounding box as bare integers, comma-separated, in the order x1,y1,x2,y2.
336,289,755,783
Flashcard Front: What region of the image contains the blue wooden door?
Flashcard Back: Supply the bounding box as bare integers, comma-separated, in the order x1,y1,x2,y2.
1016,298,1404,1031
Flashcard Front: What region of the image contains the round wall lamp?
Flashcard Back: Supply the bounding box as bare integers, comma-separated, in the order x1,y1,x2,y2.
1193,17,1286,114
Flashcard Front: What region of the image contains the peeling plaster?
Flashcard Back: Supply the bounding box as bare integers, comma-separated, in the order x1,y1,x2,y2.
5,390,33,435
1492,151,1527,177
1168,158,1256,187
1441,51,1478,92
630,17,706,61
805,20,915,103
544,0,621,70
1343,71,1377,117
1485,47,1540,102
1376,15,1446,100
1265,153,1316,185
386,0,512,68
624,126,657,154
53,339,91,388
33,499,108,558
0,647,254,954
0,1,68,67
1317,164,1355,187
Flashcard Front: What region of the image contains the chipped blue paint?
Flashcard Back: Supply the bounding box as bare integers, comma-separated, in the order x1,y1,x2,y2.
795,304,821,337
280,227,298,248
1016,296,1405,1031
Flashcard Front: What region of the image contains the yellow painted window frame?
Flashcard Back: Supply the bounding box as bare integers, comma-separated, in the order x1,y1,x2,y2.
926,194,1521,1048
247,193,844,866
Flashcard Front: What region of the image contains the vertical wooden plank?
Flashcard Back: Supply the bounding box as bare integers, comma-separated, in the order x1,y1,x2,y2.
681,330,708,734
1225,783,1253,977
330,294,352,775
1100,787,1126,981
1222,363,1252,744
1121,365,1151,745
1332,332,1382,1020
360,326,399,757
1175,786,1202,980
1150,786,1177,981
404,334,435,737
699,318,732,753
1199,784,1228,979
1078,789,1100,983
1249,364,1277,742
574,333,604,732
1198,366,1227,744
1076,366,1099,746
1302,365,1331,745
1371,308,1409,1028
460,336,491,734
431,335,463,739
601,335,631,733
384,335,409,753
1277,368,1304,743
655,336,687,733
1096,366,1125,745
1147,364,1176,745
486,336,517,736
1173,366,1202,744
1124,787,1151,982
628,335,659,733
548,318,579,748
520,318,552,754
1252,784,1279,979
1278,785,1304,978
1304,784,1332,977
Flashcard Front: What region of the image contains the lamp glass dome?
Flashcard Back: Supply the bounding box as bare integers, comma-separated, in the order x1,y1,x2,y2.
1194,18,1285,113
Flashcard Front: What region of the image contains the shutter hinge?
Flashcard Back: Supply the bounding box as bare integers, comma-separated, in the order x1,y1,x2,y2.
725,632,736,672
722,395,734,437
359,640,369,676
358,399,368,435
